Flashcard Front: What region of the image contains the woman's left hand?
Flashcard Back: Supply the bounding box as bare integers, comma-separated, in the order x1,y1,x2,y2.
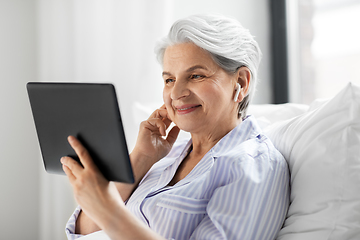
61,136,166,240
61,135,124,230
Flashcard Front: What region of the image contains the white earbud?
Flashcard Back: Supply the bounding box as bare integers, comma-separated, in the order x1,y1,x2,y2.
233,83,241,102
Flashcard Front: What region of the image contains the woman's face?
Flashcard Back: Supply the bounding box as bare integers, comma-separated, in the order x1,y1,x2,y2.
162,43,241,135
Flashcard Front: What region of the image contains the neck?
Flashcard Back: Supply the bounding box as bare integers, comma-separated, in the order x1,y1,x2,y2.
189,117,242,158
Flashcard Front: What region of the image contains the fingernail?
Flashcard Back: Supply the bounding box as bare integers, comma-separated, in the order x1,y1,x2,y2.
60,157,65,164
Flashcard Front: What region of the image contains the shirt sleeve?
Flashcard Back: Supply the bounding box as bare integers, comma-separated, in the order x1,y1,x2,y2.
65,205,84,240
189,152,290,240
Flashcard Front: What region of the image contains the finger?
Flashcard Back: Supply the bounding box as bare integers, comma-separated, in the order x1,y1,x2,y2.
62,164,77,183
61,156,83,176
145,118,167,136
162,116,172,129
67,136,96,170
160,104,174,127
166,125,180,146
149,107,170,121
149,107,173,130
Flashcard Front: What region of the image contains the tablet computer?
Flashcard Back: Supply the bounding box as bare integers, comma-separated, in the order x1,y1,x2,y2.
27,82,134,183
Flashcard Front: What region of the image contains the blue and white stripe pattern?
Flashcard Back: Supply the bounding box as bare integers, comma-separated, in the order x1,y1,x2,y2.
66,116,290,240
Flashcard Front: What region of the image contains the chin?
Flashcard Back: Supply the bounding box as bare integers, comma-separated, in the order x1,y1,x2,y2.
174,121,197,134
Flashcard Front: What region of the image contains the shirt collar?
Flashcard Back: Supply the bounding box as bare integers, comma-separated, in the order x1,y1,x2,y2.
211,115,263,158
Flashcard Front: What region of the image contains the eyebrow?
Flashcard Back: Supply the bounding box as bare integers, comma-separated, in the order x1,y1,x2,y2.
186,65,208,72
162,65,208,77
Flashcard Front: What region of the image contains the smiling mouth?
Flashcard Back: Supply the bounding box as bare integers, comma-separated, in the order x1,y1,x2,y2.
175,105,201,114
178,106,200,111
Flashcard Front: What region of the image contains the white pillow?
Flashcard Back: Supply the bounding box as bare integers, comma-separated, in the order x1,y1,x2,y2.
248,103,309,129
263,83,360,240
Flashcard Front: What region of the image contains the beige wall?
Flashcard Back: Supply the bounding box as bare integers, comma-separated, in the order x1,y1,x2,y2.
0,0,40,239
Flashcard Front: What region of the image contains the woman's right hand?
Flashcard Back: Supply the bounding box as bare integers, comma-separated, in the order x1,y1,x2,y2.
115,105,180,202
132,105,180,166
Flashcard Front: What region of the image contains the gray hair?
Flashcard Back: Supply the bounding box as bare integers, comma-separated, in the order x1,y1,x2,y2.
154,14,262,119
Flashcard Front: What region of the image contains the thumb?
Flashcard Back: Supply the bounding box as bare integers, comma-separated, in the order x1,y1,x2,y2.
166,126,180,146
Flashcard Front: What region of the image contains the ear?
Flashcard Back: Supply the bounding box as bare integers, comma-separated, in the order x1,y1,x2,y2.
234,66,251,103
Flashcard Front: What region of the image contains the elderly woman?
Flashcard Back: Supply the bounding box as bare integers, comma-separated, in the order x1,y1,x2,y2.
62,14,289,240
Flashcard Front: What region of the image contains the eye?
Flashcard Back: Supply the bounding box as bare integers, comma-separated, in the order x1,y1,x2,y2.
165,78,175,84
190,74,205,80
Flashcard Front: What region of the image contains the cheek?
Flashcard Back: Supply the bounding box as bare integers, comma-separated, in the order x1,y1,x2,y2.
201,85,231,110
198,85,222,103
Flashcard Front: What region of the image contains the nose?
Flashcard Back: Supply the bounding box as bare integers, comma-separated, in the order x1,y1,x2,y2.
171,80,190,100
